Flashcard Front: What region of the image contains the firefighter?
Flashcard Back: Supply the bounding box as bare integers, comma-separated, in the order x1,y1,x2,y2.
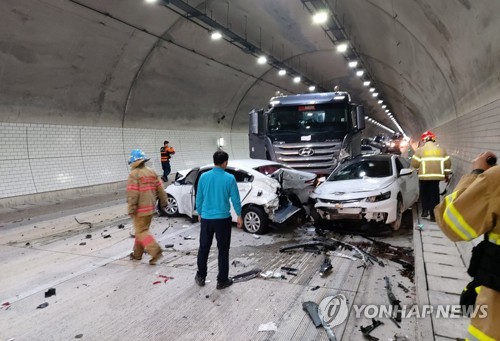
434,151,500,340
160,141,175,182
127,149,167,265
410,131,451,222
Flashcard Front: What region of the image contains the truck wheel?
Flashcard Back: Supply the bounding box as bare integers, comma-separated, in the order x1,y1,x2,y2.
242,206,268,234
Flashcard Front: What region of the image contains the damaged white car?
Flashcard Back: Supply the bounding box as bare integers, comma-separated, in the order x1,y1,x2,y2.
310,154,419,230
159,159,316,234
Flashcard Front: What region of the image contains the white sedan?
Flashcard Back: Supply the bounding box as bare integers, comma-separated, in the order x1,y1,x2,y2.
310,154,419,230
160,159,316,234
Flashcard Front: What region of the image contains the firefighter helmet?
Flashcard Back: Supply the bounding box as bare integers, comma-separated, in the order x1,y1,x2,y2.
421,131,436,141
128,149,149,165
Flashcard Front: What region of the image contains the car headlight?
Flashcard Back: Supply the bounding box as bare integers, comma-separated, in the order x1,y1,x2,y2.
366,191,391,202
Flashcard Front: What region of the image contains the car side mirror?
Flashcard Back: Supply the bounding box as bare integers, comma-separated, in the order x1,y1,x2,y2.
399,168,413,177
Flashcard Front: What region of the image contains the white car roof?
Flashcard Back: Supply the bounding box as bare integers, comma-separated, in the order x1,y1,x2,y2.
197,159,287,170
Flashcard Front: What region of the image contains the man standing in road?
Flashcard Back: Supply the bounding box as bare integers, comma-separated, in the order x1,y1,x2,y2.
434,151,500,340
127,149,167,265
411,131,451,222
160,140,175,182
194,150,243,290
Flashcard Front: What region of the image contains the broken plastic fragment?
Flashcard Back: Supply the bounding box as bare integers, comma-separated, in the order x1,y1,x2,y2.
258,322,277,332
79,242,86,246
2,302,11,310
85,234,92,239
164,244,174,248
152,281,162,285
75,334,83,339
252,234,260,239
44,288,56,298
311,285,320,291
118,224,125,229
184,236,194,240
36,302,49,309
102,234,111,239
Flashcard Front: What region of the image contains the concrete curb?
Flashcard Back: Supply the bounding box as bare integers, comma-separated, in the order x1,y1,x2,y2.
413,207,435,341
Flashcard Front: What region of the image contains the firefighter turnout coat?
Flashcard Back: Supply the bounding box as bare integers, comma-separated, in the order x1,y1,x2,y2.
435,166,500,340
127,160,167,217
411,140,451,180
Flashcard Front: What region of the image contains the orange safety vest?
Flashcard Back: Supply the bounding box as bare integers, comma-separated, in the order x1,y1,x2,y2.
160,146,175,162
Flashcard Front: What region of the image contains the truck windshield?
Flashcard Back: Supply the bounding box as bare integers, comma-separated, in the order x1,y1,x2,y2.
268,103,348,134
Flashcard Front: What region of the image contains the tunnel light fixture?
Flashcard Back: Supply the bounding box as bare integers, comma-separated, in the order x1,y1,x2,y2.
378,100,383,104
278,69,286,76
369,87,375,92
336,43,348,53
382,105,387,109
210,31,222,40
385,109,390,113
348,61,358,68
309,85,316,91
363,81,371,87
372,92,379,97
257,56,267,64
145,0,158,3
293,76,301,83
356,70,364,77
312,11,329,24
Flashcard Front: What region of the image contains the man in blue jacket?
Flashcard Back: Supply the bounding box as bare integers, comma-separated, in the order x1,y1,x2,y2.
195,150,243,290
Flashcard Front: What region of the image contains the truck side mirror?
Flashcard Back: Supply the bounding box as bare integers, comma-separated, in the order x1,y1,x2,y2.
249,109,264,134
356,106,365,131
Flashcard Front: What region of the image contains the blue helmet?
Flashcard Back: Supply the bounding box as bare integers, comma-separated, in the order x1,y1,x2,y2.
128,149,149,165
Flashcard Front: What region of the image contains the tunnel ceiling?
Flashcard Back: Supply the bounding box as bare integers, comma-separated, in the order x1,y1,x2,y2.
1,0,499,138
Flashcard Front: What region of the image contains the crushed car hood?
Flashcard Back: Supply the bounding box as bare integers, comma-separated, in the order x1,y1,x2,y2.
270,168,316,190
314,177,394,196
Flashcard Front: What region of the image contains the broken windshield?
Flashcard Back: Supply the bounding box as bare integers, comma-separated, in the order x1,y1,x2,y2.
268,103,349,134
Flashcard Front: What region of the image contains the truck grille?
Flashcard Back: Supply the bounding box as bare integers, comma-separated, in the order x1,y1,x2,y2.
273,142,341,171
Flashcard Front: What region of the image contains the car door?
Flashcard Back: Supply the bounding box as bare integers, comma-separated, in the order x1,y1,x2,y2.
225,168,253,200
178,167,200,217
397,157,418,209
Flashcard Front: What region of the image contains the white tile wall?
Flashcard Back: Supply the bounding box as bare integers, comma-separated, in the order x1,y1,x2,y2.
0,122,248,199
434,98,500,188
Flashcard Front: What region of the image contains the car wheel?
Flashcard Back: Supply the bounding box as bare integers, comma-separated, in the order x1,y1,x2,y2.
242,206,268,234
158,195,179,217
390,197,403,231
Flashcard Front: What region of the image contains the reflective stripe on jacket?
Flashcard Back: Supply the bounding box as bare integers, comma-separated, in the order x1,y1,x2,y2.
411,141,451,180
160,146,175,162
127,161,167,217
434,166,500,340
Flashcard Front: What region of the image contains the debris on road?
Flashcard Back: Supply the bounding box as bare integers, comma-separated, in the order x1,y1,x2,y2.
311,285,320,291
397,282,410,293
118,224,125,229
101,232,111,239
232,269,262,283
36,302,49,309
328,251,358,261
231,260,246,267
384,276,402,327
252,234,260,239
75,334,83,339
302,301,322,327
319,257,332,277
184,236,195,240
360,318,383,341
79,242,86,246
154,273,174,284
74,217,92,228
85,234,92,239
2,302,11,310
281,266,298,272
389,334,410,341
25,242,30,246
164,244,174,248
44,288,56,298
258,322,277,332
